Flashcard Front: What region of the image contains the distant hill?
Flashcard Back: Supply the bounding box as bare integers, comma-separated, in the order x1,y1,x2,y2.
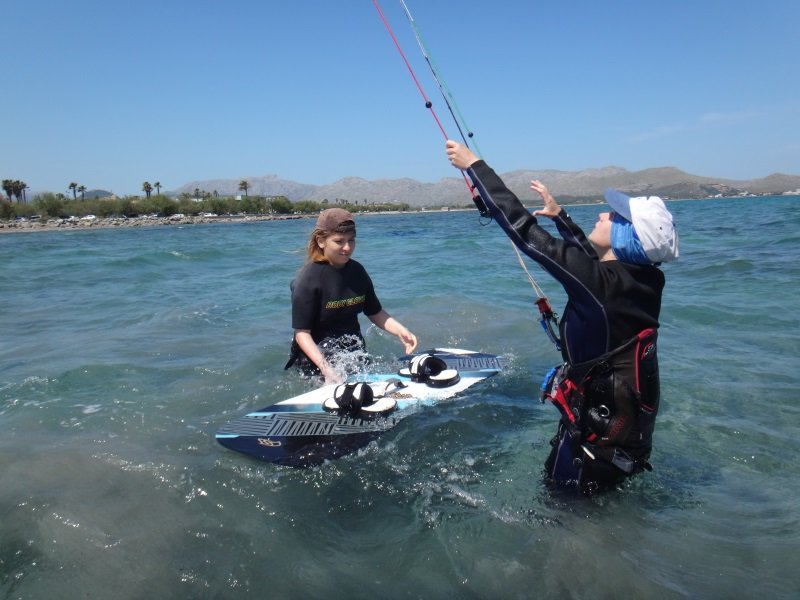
169,167,800,207
83,189,115,200
172,174,316,201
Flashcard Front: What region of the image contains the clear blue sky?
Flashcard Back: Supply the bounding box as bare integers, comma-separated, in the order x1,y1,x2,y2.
4,0,798,196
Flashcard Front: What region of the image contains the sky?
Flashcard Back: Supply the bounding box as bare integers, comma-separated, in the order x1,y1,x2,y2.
3,0,799,197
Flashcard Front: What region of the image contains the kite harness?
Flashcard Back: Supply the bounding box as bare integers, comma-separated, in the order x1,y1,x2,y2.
540,328,659,488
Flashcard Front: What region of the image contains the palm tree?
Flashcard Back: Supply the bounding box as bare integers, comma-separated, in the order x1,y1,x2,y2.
3,180,27,202
142,181,152,199
18,181,28,203
238,180,249,197
78,185,87,201
154,181,161,195
1,179,13,201
68,182,78,200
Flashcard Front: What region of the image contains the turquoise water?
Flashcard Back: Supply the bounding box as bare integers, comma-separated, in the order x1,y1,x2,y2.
1,197,799,598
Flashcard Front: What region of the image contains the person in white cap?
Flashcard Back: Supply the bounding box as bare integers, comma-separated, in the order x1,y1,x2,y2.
286,207,418,384
446,140,679,495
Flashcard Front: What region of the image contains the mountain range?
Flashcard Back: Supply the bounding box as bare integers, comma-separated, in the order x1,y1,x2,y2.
172,167,800,207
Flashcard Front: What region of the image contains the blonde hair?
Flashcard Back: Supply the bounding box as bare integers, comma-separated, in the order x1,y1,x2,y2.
306,228,329,263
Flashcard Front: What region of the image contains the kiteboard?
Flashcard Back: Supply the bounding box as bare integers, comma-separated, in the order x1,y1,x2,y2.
215,348,506,467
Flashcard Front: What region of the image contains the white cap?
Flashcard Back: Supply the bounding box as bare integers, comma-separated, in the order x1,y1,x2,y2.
604,189,679,263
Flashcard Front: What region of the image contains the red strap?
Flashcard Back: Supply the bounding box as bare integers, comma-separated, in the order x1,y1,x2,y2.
547,379,577,425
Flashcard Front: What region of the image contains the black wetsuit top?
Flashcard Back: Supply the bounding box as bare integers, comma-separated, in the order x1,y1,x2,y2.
291,259,382,344
467,161,664,364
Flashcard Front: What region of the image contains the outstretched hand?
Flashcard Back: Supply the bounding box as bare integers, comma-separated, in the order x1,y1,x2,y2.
446,140,479,170
400,331,418,354
530,180,561,218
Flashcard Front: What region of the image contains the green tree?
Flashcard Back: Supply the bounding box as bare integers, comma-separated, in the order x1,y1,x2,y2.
270,196,294,214
142,181,153,199
2,179,14,201
118,197,137,217
294,200,321,213
209,197,228,215
78,185,87,200
238,180,249,197
2,180,29,203
68,182,78,200
0,198,13,219
14,181,27,203
34,193,65,219
154,181,161,195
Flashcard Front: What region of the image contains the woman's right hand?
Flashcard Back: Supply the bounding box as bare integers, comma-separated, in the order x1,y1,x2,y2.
446,140,479,170
321,363,344,385
295,330,343,384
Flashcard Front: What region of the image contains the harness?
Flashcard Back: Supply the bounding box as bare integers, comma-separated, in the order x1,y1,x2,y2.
541,328,659,476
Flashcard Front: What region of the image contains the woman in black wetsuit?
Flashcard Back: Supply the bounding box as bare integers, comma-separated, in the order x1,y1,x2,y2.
286,208,417,384
446,141,679,494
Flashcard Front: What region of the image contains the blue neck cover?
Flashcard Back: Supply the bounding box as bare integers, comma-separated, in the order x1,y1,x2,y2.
611,214,651,265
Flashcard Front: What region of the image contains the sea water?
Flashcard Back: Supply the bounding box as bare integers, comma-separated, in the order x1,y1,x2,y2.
1,197,798,599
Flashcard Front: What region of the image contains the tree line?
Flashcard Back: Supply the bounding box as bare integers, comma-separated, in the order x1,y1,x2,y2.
1,190,411,222
1,176,415,221
4,178,272,204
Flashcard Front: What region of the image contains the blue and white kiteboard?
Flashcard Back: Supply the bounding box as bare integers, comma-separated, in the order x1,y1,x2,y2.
215,348,506,467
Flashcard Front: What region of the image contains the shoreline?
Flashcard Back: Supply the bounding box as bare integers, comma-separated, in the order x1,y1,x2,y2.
0,209,466,234
2,194,795,235
0,213,309,234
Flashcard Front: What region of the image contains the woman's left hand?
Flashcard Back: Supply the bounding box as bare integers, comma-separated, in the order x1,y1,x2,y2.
531,180,562,218
369,310,418,354
399,329,418,354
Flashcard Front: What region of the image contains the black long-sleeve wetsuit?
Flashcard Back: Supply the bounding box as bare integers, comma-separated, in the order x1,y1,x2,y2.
467,160,666,492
